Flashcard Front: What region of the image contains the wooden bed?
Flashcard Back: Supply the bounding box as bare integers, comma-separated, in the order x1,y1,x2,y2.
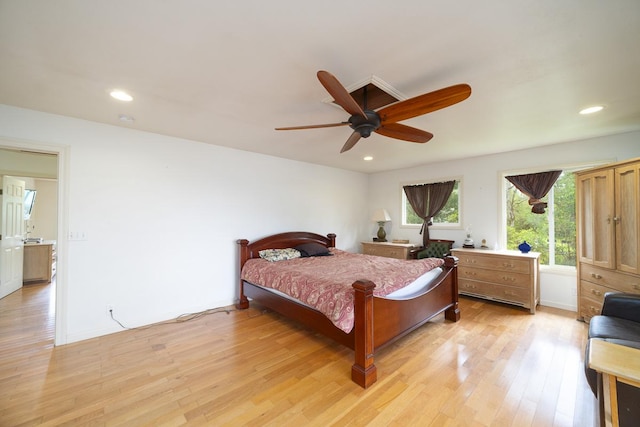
236,231,460,388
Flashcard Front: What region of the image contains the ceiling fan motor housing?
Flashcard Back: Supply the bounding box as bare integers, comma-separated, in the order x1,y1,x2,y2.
349,110,381,138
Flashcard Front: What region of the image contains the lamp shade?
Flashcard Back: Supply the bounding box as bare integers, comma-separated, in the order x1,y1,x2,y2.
371,209,391,223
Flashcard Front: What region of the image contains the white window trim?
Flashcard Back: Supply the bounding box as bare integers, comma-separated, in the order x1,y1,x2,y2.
498,160,611,265
399,176,463,230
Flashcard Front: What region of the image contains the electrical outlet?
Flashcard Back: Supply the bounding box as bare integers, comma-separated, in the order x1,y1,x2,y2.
106,305,114,316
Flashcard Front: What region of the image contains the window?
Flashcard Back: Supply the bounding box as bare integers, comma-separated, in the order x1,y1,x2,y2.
402,180,460,227
504,171,576,266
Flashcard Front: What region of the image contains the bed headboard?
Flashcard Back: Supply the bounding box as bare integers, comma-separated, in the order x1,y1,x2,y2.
237,231,336,269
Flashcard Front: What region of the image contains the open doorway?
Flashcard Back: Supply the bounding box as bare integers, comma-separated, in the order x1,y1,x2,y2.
0,142,66,345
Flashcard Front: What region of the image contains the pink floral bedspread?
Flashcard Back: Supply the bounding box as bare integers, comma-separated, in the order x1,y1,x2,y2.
240,249,444,333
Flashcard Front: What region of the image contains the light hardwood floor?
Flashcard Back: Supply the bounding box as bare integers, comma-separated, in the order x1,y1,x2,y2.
0,283,597,426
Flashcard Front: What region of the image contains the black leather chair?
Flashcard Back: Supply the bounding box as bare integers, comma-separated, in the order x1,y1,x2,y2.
585,292,640,426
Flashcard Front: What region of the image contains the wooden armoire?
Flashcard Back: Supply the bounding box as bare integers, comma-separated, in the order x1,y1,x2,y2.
576,157,640,321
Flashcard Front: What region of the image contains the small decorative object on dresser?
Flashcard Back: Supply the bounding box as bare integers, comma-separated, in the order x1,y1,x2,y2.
462,226,475,248
518,241,531,253
451,248,540,313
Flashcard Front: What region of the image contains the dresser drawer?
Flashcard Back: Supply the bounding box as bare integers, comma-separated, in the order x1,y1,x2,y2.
580,280,611,303
580,293,604,322
361,242,415,260
459,278,530,306
579,276,640,323
459,266,531,289
363,246,405,259
580,263,640,293
456,253,531,274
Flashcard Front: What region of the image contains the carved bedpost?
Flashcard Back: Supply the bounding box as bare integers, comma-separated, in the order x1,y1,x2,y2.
236,239,250,309
444,255,460,322
327,233,337,248
351,279,377,388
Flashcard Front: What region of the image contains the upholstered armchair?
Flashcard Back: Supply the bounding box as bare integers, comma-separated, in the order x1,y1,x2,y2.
585,292,640,426
416,239,455,259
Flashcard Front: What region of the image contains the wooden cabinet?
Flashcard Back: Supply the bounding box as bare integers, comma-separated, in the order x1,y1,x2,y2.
577,168,616,269
577,158,640,321
451,248,540,313
23,243,55,284
615,163,640,275
361,242,418,260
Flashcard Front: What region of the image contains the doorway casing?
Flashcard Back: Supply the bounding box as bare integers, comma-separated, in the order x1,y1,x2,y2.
0,137,69,346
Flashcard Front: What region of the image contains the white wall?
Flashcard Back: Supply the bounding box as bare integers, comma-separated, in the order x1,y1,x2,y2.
3,102,638,342
0,148,57,178
0,104,369,343
30,179,58,241
368,132,640,311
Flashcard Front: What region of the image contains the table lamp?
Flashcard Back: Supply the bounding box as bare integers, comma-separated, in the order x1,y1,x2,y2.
372,209,391,242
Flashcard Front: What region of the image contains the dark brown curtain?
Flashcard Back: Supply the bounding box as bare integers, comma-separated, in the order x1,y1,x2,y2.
403,181,455,247
506,170,562,214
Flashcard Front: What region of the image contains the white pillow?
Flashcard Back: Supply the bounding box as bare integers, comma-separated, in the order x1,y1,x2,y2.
258,248,301,262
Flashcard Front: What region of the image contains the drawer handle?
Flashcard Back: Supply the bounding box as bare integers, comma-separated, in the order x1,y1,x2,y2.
464,271,477,277
591,273,602,279
591,289,602,296
503,262,514,268
502,276,516,282
589,306,599,313
504,290,517,296
464,284,477,289
465,258,477,264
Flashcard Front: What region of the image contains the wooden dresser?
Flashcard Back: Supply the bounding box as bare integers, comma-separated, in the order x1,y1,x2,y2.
576,157,640,321
361,241,419,260
451,248,541,313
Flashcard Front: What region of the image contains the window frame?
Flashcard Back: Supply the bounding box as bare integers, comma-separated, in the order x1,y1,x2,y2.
400,177,463,230
499,161,608,270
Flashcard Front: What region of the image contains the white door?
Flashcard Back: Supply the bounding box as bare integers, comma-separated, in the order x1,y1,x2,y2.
1,176,25,299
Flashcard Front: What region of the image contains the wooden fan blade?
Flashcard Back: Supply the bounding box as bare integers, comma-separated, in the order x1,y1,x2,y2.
275,122,349,131
340,131,362,153
375,123,433,143
378,84,471,124
317,70,366,118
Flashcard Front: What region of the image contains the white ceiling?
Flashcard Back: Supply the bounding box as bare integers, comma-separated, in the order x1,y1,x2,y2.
1,1,639,173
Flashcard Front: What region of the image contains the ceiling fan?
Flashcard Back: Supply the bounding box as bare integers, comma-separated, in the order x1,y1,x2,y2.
276,70,472,153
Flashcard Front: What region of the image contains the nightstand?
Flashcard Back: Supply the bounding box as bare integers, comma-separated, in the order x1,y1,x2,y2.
361,241,418,260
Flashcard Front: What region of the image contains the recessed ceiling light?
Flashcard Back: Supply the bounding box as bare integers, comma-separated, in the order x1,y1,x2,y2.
363,156,373,161
579,105,604,115
110,90,133,102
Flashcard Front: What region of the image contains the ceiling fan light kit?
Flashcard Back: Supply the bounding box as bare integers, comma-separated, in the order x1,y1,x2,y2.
276,70,471,153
